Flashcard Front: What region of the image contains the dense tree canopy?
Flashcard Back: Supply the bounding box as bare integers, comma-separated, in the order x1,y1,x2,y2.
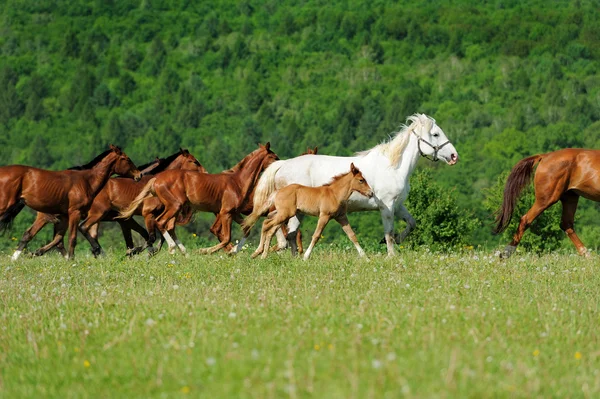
0,0,599,253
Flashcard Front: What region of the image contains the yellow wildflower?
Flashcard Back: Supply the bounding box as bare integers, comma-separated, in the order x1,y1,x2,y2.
83,360,91,368
181,386,191,394
532,349,540,357
314,344,320,351
575,352,582,360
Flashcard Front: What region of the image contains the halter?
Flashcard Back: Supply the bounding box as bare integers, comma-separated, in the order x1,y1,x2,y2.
412,130,451,162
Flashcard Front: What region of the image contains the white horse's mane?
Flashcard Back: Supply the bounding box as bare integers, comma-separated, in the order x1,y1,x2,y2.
356,113,435,167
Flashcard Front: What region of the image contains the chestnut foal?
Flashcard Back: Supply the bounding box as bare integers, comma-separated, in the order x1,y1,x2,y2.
244,163,373,260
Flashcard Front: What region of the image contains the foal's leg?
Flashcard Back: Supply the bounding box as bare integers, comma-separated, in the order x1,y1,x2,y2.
303,214,331,260
560,192,588,257
251,211,277,258
260,213,291,259
12,213,51,260
335,214,366,257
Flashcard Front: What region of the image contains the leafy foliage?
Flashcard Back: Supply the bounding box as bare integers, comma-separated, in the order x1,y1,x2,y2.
405,169,479,250
0,0,599,252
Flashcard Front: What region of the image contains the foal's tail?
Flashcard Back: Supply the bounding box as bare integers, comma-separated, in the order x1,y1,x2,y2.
118,178,156,220
0,199,26,235
242,193,276,235
494,154,543,234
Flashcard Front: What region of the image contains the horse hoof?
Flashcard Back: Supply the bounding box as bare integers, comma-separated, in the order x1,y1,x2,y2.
500,245,517,259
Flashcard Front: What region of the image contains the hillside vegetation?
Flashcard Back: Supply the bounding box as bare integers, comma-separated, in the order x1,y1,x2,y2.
0,0,599,252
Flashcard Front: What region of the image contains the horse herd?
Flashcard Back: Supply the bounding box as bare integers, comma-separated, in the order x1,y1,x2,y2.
0,114,598,261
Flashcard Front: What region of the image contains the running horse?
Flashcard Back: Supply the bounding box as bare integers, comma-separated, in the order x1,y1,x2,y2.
120,143,279,255
249,114,458,256
494,148,600,258
0,145,141,259
13,149,205,259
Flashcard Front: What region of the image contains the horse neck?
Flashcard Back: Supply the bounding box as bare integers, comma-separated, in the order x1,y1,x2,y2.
231,153,268,201
394,131,421,176
85,153,120,194
164,156,186,171
327,173,355,204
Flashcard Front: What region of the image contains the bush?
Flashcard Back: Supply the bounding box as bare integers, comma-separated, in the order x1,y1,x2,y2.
404,169,479,250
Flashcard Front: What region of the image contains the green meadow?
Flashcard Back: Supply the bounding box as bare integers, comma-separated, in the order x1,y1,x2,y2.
1,248,598,398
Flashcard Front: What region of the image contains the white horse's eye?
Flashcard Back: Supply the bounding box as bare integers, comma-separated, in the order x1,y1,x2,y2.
433,133,440,138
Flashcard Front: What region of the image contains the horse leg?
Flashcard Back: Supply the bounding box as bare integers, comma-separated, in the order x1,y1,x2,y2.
199,213,233,254
124,218,149,255
251,211,276,258
259,212,292,259
12,213,51,260
296,229,304,254
396,204,416,243
303,214,330,260
286,215,304,256
66,210,83,259
169,226,187,255
560,192,588,257
33,217,68,257
228,213,248,254
155,201,184,255
502,200,555,259
335,214,367,258
379,207,397,257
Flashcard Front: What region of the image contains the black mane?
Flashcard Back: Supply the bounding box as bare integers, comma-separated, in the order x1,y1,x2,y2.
67,149,113,170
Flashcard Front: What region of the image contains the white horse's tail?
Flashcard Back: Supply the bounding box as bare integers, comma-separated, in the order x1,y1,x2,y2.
253,160,284,207
242,192,276,235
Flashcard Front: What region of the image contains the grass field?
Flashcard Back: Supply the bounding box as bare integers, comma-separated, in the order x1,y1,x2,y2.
1,246,599,398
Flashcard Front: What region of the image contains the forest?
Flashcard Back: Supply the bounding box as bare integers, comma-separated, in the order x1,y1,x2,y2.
0,0,599,253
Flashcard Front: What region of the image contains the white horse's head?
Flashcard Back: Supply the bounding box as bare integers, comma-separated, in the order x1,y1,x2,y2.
410,114,458,165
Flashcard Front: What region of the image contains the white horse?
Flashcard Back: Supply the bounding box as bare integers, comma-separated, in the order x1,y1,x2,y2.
244,113,459,256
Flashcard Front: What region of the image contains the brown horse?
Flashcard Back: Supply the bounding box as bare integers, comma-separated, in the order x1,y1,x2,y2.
120,143,279,255
210,145,319,255
244,163,373,260
494,148,600,258
17,149,206,259
1,145,141,259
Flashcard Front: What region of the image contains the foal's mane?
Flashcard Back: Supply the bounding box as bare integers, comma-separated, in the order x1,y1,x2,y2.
356,113,434,167
323,171,351,186
67,149,113,170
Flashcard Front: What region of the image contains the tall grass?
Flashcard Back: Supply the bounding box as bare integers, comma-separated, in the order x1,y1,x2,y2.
0,248,598,398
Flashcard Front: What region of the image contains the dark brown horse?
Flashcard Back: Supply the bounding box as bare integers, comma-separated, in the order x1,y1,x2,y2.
494,148,600,258
17,149,205,258
1,145,141,259
120,143,279,255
